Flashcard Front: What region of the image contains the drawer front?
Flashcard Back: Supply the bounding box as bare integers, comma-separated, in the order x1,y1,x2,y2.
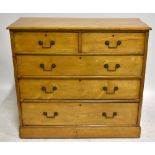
17,55,143,76
14,32,78,53
22,103,138,125
19,79,140,100
82,33,145,54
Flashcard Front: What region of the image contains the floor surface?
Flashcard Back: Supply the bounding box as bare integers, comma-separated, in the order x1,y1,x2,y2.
0,87,155,142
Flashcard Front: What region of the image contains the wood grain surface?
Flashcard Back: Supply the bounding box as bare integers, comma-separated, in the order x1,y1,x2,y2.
22,102,138,126
19,79,140,100
82,33,145,54
14,32,78,53
17,55,143,76
20,126,141,138
7,18,151,30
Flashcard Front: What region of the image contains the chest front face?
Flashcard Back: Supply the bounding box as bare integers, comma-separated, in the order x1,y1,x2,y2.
8,18,151,138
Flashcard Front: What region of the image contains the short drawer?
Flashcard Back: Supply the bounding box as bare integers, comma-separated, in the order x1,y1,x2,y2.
82,33,145,54
17,55,143,76
19,79,140,100
22,102,138,125
14,32,78,53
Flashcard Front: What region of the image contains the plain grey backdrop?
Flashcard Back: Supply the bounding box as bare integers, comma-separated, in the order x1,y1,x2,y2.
0,13,155,141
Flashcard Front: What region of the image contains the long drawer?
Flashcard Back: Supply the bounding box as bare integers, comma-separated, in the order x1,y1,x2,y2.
82,33,145,54
19,79,140,100
17,55,143,76
14,32,78,53
22,102,138,125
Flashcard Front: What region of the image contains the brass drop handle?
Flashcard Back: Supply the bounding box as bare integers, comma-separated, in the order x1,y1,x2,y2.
40,63,56,71
105,40,121,48
41,86,57,94
104,64,120,71
38,40,55,48
102,112,117,119
103,86,118,94
43,112,58,118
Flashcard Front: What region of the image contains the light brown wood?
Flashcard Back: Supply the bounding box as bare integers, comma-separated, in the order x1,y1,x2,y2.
137,31,149,125
20,126,141,138
22,102,138,126
8,18,151,138
19,79,140,100
7,18,151,30
82,33,145,54
21,99,140,103
17,55,143,76
9,31,23,126
14,32,78,53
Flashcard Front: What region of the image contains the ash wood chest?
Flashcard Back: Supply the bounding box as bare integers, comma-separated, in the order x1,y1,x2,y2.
7,18,151,138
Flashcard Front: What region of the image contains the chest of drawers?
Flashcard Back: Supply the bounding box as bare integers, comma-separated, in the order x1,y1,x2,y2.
7,18,151,138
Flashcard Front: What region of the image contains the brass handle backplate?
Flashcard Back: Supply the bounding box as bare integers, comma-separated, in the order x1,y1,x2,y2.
38,40,55,48
40,63,56,71
103,86,118,94
104,64,120,71
105,40,121,48
43,112,58,118
41,86,57,94
102,112,117,119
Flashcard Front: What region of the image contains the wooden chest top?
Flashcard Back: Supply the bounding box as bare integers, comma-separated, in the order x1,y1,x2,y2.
7,17,151,30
